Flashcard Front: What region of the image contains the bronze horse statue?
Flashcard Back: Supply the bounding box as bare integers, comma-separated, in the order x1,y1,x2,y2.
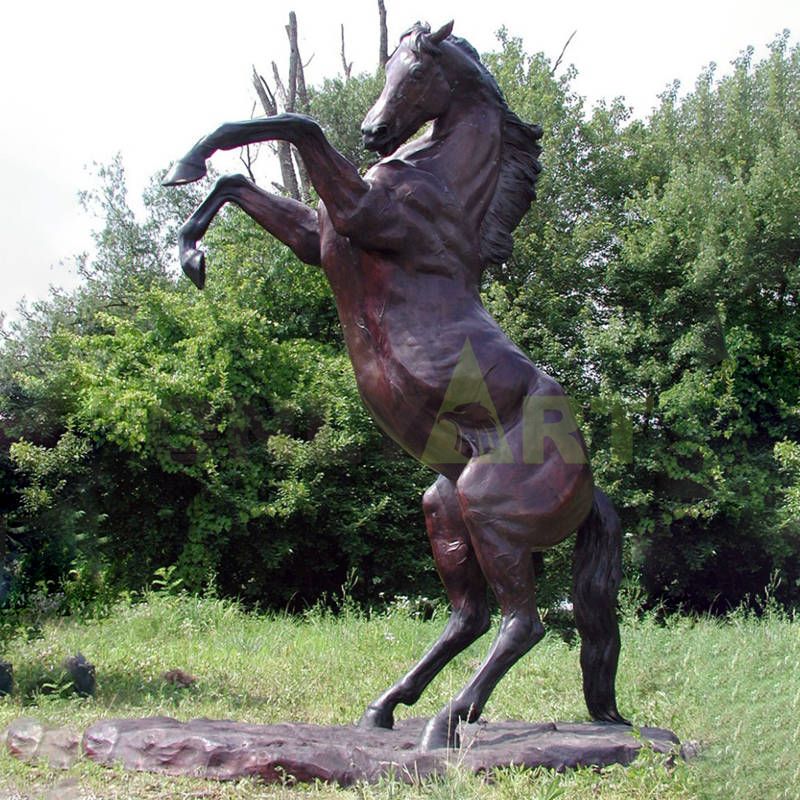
164,20,627,750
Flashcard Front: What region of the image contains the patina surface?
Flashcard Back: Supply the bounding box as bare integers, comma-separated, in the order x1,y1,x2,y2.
6,716,683,785
165,21,628,750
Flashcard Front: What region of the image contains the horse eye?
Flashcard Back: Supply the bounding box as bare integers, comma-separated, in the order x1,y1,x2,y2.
409,64,424,81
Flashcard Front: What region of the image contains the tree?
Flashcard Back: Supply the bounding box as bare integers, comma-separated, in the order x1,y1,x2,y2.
594,34,800,609
2,30,798,615
1,154,433,611
483,30,800,610
251,11,311,200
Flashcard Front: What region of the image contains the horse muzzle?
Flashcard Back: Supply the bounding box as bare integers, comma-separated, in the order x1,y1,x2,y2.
361,122,395,156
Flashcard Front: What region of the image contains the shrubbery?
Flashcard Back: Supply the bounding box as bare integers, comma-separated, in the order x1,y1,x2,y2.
1,33,798,615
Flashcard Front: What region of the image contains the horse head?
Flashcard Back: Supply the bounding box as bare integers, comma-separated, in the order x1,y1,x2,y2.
361,20,456,156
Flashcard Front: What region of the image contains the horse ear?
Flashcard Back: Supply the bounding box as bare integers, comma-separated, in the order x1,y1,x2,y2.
429,20,454,44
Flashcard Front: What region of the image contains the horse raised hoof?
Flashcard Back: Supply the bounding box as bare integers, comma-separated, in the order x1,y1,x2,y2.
357,704,395,730
418,713,460,751
163,157,208,186
181,248,206,289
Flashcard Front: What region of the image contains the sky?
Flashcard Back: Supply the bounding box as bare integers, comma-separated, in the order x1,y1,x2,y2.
0,0,797,322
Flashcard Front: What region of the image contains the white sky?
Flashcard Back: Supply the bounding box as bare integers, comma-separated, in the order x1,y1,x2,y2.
0,0,797,322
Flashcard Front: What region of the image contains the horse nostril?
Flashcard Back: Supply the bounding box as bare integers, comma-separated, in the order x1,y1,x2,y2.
362,123,389,139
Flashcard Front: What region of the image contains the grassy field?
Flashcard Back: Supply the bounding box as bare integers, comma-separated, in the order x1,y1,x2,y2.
0,592,798,799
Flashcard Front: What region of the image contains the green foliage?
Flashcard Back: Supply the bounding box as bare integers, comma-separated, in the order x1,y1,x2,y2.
484,31,800,609
775,439,800,535
309,72,385,172
1,32,799,616
592,33,800,609
0,157,432,612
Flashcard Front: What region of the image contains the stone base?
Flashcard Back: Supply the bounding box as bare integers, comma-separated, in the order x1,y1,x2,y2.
60,716,680,785
5,718,81,769
5,716,682,786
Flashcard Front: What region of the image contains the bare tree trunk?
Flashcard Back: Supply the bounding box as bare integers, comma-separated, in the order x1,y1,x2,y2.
293,152,312,203
296,60,308,111
252,65,300,199
271,62,289,108
378,0,388,69
340,24,353,80
248,11,318,200
293,152,311,202
285,15,298,112
287,12,308,111
285,11,311,200
278,144,301,200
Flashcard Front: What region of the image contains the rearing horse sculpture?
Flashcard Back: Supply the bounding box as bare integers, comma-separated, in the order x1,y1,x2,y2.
164,21,627,750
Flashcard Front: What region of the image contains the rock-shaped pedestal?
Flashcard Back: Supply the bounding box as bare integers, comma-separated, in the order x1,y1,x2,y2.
81,716,682,785
5,718,81,769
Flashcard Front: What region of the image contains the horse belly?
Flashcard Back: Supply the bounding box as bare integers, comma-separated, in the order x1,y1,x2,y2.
348,337,446,458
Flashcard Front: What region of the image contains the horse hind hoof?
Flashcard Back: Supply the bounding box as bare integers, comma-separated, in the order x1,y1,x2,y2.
357,705,394,730
418,716,461,752
181,249,206,289
163,157,208,186
593,709,632,726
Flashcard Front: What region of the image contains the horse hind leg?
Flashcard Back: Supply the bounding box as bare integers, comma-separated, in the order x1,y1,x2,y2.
419,467,546,751
359,475,490,730
573,488,629,724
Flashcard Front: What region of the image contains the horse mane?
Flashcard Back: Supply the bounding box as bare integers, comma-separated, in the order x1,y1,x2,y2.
480,106,543,267
405,24,544,267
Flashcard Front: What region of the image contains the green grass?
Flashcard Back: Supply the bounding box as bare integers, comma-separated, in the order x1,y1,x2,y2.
0,593,798,799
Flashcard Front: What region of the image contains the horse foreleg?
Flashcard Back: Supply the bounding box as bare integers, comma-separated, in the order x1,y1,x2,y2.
164,114,403,250
177,173,320,288
359,476,490,730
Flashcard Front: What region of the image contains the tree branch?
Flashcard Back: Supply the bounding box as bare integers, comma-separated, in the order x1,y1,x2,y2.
252,67,277,115
238,102,260,182
551,29,577,76
271,62,288,108
340,24,353,80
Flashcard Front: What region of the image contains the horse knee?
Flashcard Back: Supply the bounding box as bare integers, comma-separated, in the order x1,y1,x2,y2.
215,173,249,191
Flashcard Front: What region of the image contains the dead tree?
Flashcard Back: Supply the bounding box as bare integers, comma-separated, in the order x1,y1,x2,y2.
251,66,300,199
340,24,353,80
249,11,311,201
378,0,389,69
249,6,389,198
285,11,311,200
287,11,308,110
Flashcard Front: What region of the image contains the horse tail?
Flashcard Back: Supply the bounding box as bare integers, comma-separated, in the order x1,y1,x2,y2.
572,487,628,724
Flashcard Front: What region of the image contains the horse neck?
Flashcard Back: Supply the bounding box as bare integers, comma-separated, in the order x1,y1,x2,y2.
428,89,504,225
